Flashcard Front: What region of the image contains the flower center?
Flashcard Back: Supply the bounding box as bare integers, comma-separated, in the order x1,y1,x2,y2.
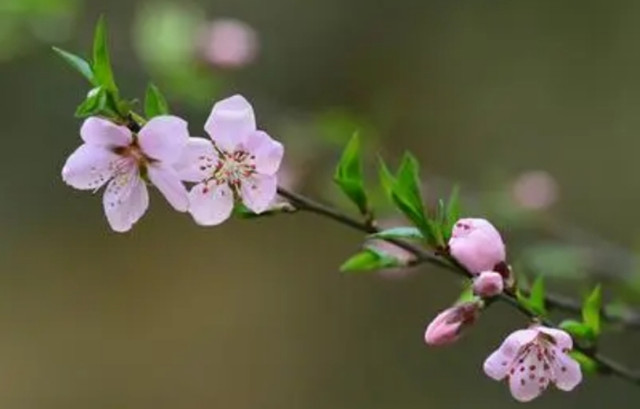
114,143,148,165
212,149,256,189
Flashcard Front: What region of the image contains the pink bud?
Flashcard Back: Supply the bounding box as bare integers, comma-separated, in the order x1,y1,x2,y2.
448,218,506,275
424,302,480,346
473,271,504,297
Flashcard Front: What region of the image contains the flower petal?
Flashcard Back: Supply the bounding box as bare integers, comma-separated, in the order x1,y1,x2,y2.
188,182,234,226
81,117,132,147
552,349,582,391
103,167,148,232
62,144,119,190
508,349,549,402
497,329,538,359
483,349,512,381
244,130,284,175
204,94,256,151
174,137,218,182
148,164,189,212
137,115,190,163
241,173,277,214
538,327,573,351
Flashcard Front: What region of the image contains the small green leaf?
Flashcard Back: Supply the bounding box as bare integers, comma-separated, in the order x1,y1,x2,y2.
444,185,461,239
569,350,598,375
582,284,602,336
74,87,107,118
516,288,534,313
369,227,423,241
529,276,547,316
456,282,476,304
378,157,396,199
559,319,595,340
340,248,402,273
52,47,95,84
145,83,170,118
334,133,368,215
92,16,118,93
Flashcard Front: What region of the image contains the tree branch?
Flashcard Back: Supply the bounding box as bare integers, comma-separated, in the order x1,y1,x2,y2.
277,187,640,386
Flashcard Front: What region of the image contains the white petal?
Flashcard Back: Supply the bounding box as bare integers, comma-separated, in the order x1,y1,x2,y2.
508,348,549,402
552,349,582,391
62,144,119,190
188,182,234,226
483,349,512,381
137,115,190,163
244,130,284,175
205,94,256,152
103,167,149,232
81,117,132,147
241,173,277,214
147,164,189,212
174,137,218,182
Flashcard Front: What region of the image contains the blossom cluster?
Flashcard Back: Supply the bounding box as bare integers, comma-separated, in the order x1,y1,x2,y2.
424,218,582,402
62,95,283,232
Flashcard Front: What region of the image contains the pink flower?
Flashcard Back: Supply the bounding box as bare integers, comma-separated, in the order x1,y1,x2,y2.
483,326,582,402
473,271,504,297
512,170,559,211
424,301,480,346
198,19,258,69
177,95,284,225
448,218,506,274
62,116,190,232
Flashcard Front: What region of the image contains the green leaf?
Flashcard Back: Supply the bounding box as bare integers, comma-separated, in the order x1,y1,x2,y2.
529,276,547,316
369,227,423,241
334,133,368,215
92,16,118,93
559,319,595,340
378,157,396,199
74,87,107,118
144,83,170,118
340,248,403,273
444,185,461,239
569,350,598,375
582,285,602,336
52,47,95,84
456,282,476,304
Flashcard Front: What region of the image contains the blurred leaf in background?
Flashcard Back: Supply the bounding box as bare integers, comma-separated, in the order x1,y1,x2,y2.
0,0,79,60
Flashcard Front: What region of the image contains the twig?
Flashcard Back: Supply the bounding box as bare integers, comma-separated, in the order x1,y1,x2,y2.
277,187,640,386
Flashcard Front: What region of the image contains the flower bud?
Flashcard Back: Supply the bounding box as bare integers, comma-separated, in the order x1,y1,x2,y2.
473,271,504,297
424,301,481,346
448,218,506,274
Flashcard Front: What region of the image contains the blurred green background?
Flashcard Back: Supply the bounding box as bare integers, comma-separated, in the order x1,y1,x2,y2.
1,0,640,407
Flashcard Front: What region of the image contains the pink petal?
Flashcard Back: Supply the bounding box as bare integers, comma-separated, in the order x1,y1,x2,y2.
174,137,218,182
62,144,119,190
204,94,256,151
484,329,538,380
81,117,132,147
538,327,573,351
244,131,284,175
241,173,277,214
188,182,234,226
483,349,512,381
147,164,189,212
552,349,582,391
508,349,548,402
137,116,190,163
103,167,149,232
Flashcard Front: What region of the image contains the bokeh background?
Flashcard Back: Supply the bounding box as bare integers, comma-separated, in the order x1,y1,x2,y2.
1,0,640,407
